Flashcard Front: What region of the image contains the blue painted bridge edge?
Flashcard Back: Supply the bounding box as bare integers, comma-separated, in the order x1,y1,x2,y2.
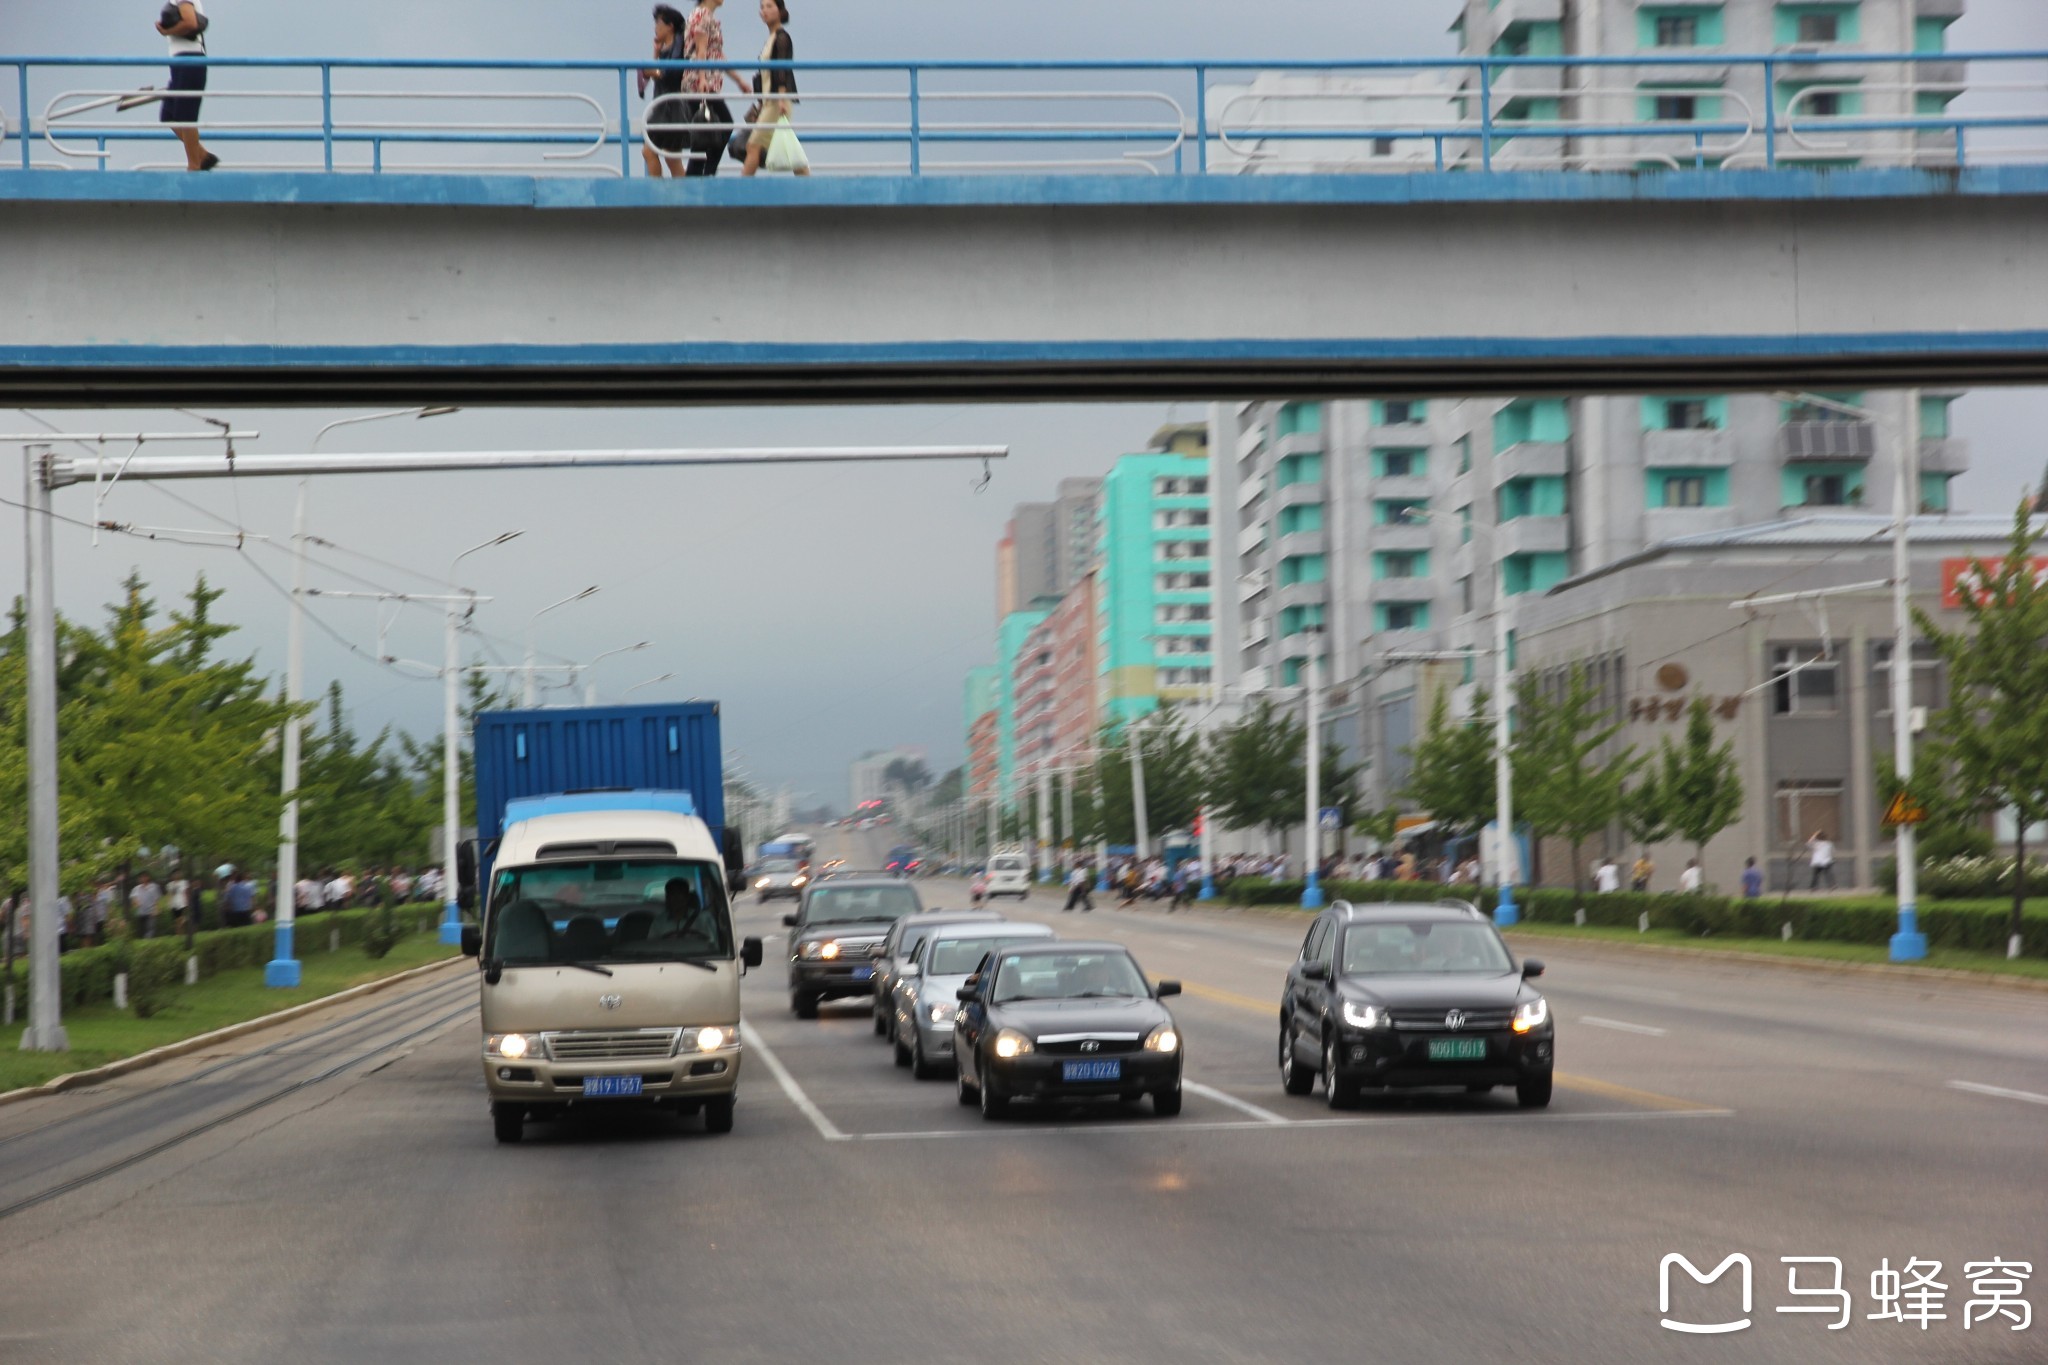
3,164,2047,212
5,333,2048,372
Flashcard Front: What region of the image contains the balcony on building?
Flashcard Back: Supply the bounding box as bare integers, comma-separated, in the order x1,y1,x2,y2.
1917,436,1969,475
1372,474,1433,503
1276,580,1329,611
1644,505,1743,543
1373,522,1434,553
1276,528,1330,560
1779,419,1878,462
1236,520,1268,558
1369,576,1436,605
1236,473,1268,509
1274,479,1326,511
1494,515,1570,559
1490,440,1568,486
1484,0,1564,41
1273,429,1325,461
1642,426,1736,468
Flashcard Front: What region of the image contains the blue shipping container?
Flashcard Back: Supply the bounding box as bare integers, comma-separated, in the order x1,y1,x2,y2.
472,702,726,851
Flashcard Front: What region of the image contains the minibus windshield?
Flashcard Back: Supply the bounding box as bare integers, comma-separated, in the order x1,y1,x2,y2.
485,859,734,965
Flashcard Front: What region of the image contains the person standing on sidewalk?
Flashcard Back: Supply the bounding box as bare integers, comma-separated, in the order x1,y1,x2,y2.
132,872,164,939
155,3,218,171
1740,856,1764,899
1806,831,1837,890
1062,863,1094,913
1630,853,1655,893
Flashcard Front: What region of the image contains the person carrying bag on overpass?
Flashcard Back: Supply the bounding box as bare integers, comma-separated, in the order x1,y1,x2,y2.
153,2,218,170
682,0,746,176
741,0,809,177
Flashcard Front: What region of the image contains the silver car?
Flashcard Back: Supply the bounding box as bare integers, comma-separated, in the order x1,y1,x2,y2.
894,921,1056,1078
872,908,1004,1042
752,858,808,903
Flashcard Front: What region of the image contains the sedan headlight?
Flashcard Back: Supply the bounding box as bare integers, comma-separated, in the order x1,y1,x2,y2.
1512,997,1550,1034
793,875,809,886
755,877,770,889
1341,1000,1388,1030
680,1026,734,1053
927,1000,956,1026
992,1028,1035,1059
1143,1024,1179,1053
486,1032,544,1060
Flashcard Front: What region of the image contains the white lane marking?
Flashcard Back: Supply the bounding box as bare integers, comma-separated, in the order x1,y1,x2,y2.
1183,1080,1289,1124
1949,1080,2048,1107
739,1022,847,1141
1580,1016,1669,1037
1253,956,1295,968
1164,938,1197,951
846,1108,1733,1141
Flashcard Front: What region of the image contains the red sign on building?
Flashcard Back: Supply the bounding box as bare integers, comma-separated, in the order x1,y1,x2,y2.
1941,556,2048,609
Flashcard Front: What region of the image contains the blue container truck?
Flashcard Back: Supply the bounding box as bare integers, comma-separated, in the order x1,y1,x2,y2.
467,701,743,892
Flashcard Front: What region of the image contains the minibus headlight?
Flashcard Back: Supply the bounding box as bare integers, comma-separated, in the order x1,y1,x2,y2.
487,1032,540,1060
684,1026,733,1053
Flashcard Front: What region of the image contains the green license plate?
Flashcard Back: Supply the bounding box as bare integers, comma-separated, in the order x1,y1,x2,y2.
1427,1038,1488,1061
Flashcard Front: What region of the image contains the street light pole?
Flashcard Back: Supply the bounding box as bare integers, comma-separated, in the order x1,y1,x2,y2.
1778,391,1925,960
443,531,523,945
19,447,65,1051
1129,719,1150,863
526,585,598,706
1303,626,1325,909
263,480,310,988
1492,599,1519,927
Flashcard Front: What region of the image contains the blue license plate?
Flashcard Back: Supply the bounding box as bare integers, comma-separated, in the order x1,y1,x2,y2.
851,966,874,981
582,1074,643,1098
1061,1059,1122,1082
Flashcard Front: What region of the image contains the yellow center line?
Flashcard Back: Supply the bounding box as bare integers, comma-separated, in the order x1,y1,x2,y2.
1179,979,1719,1114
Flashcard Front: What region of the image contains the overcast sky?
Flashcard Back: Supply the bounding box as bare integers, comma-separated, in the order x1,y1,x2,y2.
6,3,2046,806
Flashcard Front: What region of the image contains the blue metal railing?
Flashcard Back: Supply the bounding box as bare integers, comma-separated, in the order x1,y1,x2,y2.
2,51,2044,178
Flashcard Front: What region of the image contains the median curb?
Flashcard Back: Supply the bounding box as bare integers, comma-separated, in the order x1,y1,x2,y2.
1498,929,2048,994
0,952,468,1110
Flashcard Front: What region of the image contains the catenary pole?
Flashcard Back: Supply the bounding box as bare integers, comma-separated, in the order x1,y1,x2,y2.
20,447,66,1051
264,481,309,988
1303,627,1324,908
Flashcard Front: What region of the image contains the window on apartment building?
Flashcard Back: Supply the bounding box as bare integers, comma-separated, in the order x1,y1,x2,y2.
1775,781,1844,848
1378,500,1427,526
1656,14,1700,47
1458,504,1473,543
1769,644,1840,716
1382,400,1421,425
1796,12,1840,43
1187,477,1209,496
1871,642,1941,714
1372,136,1396,157
1663,399,1711,430
1383,603,1426,632
1662,475,1709,508
1456,436,1473,474
1458,575,1474,614
1806,89,1842,116
1380,551,1424,579
1803,474,1850,507
1655,93,1700,121
1380,449,1420,478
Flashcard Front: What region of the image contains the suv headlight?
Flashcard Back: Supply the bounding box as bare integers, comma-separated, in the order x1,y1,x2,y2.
1341,1000,1388,1030
801,940,839,960
755,877,770,889
1143,1024,1179,1053
927,1000,956,1026
1512,997,1550,1033
992,1028,1035,1059
486,1032,545,1060
680,1026,734,1053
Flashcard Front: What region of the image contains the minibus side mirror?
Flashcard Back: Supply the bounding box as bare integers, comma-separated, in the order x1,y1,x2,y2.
782,913,798,928
460,925,481,958
741,936,764,971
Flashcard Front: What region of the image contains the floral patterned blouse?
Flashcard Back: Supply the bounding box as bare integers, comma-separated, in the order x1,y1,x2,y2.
685,7,725,96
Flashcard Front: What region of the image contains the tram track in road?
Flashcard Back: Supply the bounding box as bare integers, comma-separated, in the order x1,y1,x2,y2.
0,986,477,1223
0,971,477,1154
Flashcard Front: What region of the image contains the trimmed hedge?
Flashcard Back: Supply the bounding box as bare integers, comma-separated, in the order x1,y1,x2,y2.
1217,879,2048,959
4,908,425,1017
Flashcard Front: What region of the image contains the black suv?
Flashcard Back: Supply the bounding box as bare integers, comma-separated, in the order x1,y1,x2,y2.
1278,900,1553,1108
784,875,924,1018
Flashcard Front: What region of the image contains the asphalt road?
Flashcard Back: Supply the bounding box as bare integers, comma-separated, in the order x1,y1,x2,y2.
1,824,2042,1364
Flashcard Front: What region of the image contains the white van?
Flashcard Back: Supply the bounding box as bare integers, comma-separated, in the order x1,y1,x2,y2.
985,850,1033,899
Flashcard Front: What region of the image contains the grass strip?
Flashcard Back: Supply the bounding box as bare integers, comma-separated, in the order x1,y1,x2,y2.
0,934,459,1093
1503,921,2048,982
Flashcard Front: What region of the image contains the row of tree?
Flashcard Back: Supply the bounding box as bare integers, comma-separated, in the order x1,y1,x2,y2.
0,572,481,900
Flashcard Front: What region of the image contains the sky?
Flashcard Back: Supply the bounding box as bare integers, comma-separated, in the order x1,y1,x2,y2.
4,3,2046,807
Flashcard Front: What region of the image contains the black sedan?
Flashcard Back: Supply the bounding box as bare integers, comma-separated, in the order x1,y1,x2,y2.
1279,900,1554,1108
953,941,1183,1120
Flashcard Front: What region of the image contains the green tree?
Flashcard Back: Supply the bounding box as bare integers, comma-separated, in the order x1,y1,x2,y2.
1513,666,1643,891
1087,707,1204,849
1205,699,1305,846
1916,499,2048,951
1622,769,1671,857
1874,753,1993,863
1401,685,1494,838
298,682,436,872
1656,697,1744,872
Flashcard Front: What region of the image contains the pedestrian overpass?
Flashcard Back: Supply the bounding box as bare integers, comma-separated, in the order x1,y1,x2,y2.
3,52,2046,404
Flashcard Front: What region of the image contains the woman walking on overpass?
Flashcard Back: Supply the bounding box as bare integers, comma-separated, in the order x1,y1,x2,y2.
682,0,746,176
639,5,692,177
155,2,217,171
741,0,809,177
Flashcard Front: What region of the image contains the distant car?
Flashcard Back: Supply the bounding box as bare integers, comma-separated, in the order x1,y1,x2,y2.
1278,900,1553,1109
984,852,1032,899
752,858,809,903
884,844,926,877
953,941,1183,1119
871,908,1004,1041
894,921,1056,1077
784,876,925,1018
